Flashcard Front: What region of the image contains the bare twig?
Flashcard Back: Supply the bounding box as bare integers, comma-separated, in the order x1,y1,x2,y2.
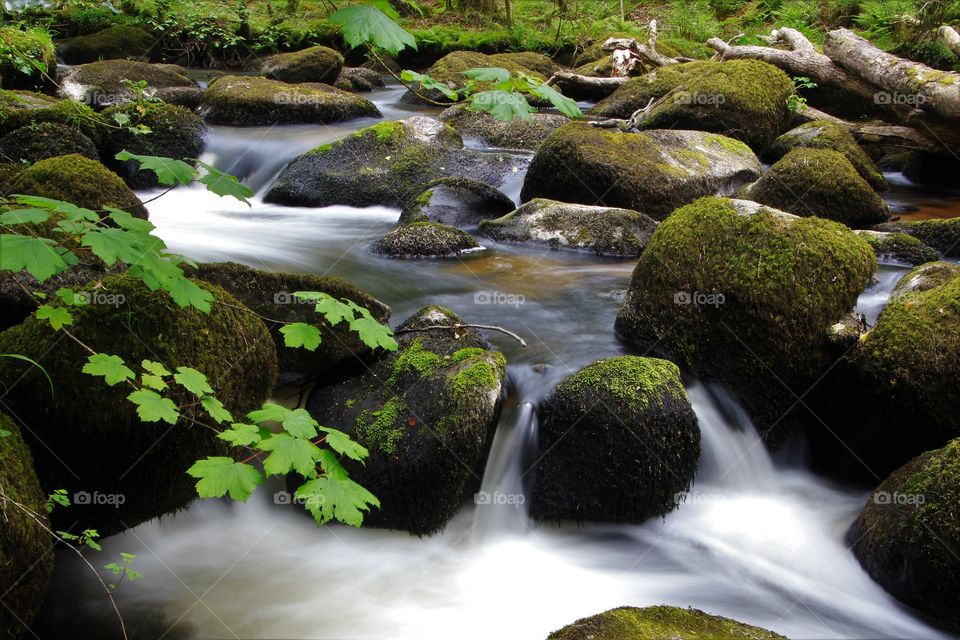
394,323,527,347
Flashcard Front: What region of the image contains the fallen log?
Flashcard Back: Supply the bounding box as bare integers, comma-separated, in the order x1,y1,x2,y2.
546,70,627,97
939,25,960,58
823,28,960,123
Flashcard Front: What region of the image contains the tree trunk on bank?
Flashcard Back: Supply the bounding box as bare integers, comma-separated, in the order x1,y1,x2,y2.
939,26,960,58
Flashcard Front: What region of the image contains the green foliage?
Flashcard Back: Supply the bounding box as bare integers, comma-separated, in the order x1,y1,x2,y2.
330,2,418,55
787,75,817,112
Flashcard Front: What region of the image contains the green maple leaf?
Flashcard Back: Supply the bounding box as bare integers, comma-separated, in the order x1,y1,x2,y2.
281,408,318,439
104,208,155,233
470,90,536,122
0,234,77,282
280,322,322,351
217,422,262,447
174,366,214,396
463,67,512,83
329,3,417,56
35,304,73,331
399,70,459,100
295,473,379,527
187,457,263,501
350,312,398,351
318,426,369,463
194,160,254,205
259,433,322,477
82,353,135,386
201,396,233,424
141,360,171,377
165,276,213,313
114,151,197,186
247,402,290,424
528,82,583,118
127,389,180,424
296,292,354,326
0,208,50,225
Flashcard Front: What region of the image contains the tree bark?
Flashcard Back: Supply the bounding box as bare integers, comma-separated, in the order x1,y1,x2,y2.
939,25,960,58
545,70,627,97
791,106,943,152
823,28,960,123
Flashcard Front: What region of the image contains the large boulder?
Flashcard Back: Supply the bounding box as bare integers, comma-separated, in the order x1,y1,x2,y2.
59,60,196,107
399,177,515,227
850,438,960,627
592,60,794,150
876,218,960,257
765,120,887,191
199,75,380,126
7,154,147,218
0,91,103,142
0,275,278,535
478,198,658,257
58,25,157,64
0,263,116,331
305,306,506,535
856,230,940,266
189,262,390,385
101,102,206,188
257,45,343,85
0,415,54,639
0,122,99,164
616,197,875,447
371,221,481,259
335,67,385,92
403,50,548,103
530,356,699,523
265,117,519,209
547,606,787,640
437,103,567,150
745,148,889,228
0,26,56,92
520,124,761,220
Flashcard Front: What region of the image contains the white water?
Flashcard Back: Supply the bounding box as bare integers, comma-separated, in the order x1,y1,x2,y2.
37,81,954,640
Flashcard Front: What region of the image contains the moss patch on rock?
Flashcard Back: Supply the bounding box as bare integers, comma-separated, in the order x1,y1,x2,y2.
0,275,278,536
520,124,761,219
548,605,787,640
0,122,99,165
0,415,54,638
437,103,567,151
478,198,658,257
0,26,56,91
876,218,960,257
404,50,548,103
58,25,157,64
0,91,103,143
400,176,515,227
850,438,960,627
857,230,940,266
199,75,380,126
60,60,195,105
101,102,206,188
259,45,343,85
747,148,889,228
766,121,887,191
616,197,875,447
304,306,505,535
371,221,480,258
336,67,385,92
531,356,700,523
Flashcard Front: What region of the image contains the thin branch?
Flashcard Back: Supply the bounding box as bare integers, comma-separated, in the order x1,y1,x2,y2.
394,323,527,347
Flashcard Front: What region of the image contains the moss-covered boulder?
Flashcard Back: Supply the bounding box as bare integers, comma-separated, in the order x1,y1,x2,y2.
0,122,99,164
0,263,116,331
0,91,103,143
153,85,205,109
849,438,960,627
8,154,147,218
335,67,385,92
0,275,277,536
258,45,343,85
0,415,54,638
60,60,196,107
304,306,506,535
404,50,548,103
189,262,390,385
371,221,481,258
876,218,960,257
616,197,875,447
746,149,889,228
58,25,157,64
531,356,699,523
437,103,567,150
265,117,518,209
199,75,380,126
493,52,559,77
101,102,206,188
547,606,788,640
592,60,794,150
520,124,761,219
479,198,657,257
0,26,56,92
399,177,515,227
765,121,887,191
856,230,940,266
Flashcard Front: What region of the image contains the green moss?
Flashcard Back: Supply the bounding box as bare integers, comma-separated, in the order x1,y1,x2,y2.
876,218,960,258
451,347,485,364
0,122,99,165
407,50,547,103
0,25,56,91
372,221,480,259
766,121,887,190
861,231,940,266
259,45,342,85
749,148,889,228
451,361,498,399
558,356,686,412
311,143,333,154
706,132,752,154
0,415,54,635
58,25,156,64
389,338,443,383
66,60,195,96
355,396,406,456
0,93,104,143
548,605,787,640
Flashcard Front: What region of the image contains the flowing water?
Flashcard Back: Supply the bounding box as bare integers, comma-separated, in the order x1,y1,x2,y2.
37,82,960,640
